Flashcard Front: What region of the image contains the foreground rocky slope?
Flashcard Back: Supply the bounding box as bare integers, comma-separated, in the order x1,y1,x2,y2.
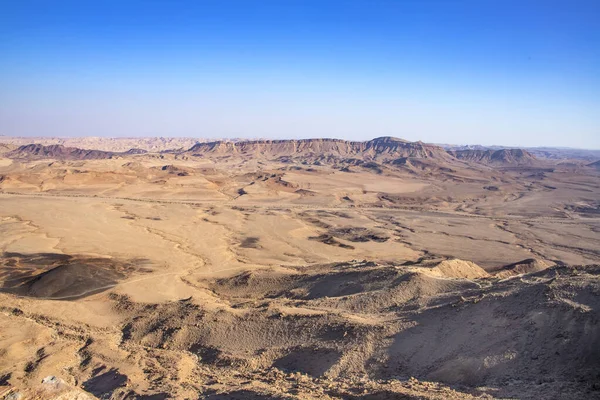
1,261,598,399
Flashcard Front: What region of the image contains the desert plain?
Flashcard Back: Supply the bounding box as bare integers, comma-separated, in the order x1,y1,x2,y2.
0,137,598,399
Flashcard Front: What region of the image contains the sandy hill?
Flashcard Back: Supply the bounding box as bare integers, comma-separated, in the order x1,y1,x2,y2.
421,259,490,279
449,148,537,165
494,258,553,278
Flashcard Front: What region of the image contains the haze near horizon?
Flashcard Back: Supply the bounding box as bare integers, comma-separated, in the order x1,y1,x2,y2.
0,0,598,148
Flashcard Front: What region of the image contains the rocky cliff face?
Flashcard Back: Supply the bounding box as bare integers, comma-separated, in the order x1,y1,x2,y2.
188,137,452,161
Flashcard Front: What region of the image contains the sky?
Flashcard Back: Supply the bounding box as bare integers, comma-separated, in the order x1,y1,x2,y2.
0,0,599,148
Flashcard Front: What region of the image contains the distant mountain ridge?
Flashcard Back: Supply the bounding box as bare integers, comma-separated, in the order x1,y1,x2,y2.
9,144,115,160
7,144,150,160
2,136,594,160
187,137,454,161
449,149,537,165
5,137,541,166
0,136,203,152
442,143,600,161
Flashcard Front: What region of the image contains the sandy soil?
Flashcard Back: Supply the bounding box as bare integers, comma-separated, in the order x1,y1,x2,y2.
0,140,599,399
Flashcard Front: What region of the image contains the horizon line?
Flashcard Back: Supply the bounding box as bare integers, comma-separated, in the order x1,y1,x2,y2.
1,134,600,152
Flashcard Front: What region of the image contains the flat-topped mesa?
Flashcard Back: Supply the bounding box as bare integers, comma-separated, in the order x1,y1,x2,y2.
8,144,115,160
449,148,537,165
187,137,451,161
189,138,354,156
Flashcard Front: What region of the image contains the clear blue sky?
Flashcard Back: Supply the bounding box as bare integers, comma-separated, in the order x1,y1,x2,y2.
1,0,598,148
